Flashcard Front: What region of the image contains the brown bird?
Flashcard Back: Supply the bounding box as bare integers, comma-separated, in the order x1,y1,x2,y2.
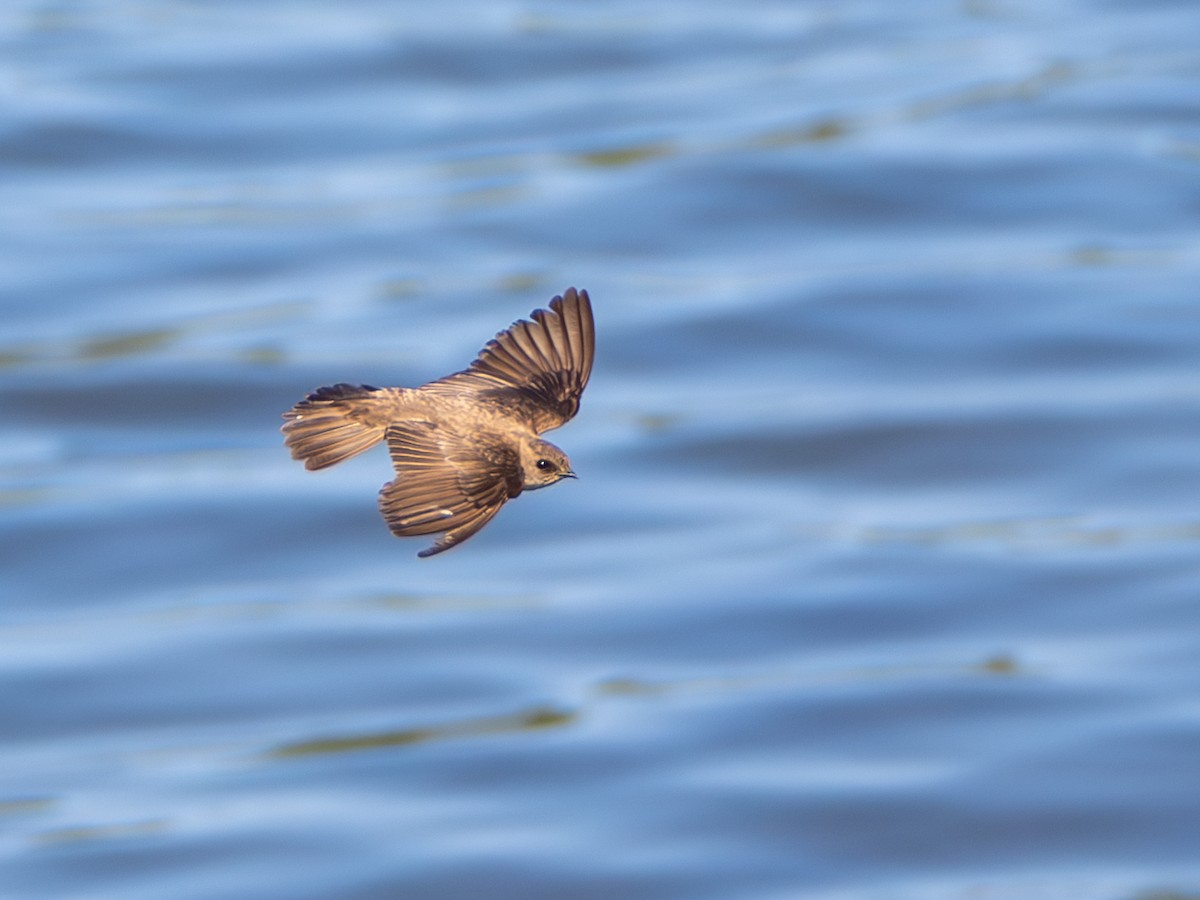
282,288,594,557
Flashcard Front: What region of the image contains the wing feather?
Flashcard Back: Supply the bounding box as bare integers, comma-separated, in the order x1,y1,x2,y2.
378,422,522,556
423,288,595,433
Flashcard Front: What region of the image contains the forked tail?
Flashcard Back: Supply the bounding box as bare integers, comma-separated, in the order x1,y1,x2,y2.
281,383,390,470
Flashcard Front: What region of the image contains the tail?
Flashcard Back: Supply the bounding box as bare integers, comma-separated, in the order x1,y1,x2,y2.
281,383,390,470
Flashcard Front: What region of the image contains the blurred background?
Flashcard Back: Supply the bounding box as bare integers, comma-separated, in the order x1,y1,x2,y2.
2,1,1200,898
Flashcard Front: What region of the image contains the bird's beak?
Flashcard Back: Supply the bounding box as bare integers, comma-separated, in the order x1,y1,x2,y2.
563,470,578,479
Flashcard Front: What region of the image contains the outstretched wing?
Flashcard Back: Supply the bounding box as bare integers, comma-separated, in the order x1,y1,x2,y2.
424,287,595,434
378,422,523,557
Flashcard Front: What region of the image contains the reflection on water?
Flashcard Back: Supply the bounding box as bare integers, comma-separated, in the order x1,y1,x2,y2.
3,1,1200,898
269,706,575,760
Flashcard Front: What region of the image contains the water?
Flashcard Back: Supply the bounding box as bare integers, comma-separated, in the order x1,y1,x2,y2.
3,2,1200,898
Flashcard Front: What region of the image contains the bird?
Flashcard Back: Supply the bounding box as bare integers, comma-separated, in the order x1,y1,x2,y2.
281,287,594,557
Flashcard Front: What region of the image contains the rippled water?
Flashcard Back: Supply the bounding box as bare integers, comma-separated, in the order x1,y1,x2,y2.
3,2,1200,898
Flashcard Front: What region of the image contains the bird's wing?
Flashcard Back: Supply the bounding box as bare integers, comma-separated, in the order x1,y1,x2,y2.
378,421,523,557
424,287,595,434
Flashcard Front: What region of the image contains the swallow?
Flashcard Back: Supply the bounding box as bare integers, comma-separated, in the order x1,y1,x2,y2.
282,288,594,557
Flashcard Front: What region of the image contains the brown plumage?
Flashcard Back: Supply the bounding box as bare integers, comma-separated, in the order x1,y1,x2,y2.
282,288,594,557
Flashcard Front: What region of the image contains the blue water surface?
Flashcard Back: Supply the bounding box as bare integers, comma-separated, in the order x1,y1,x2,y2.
2,2,1200,898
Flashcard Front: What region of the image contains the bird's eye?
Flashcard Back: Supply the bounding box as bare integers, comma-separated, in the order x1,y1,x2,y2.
536,459,552,470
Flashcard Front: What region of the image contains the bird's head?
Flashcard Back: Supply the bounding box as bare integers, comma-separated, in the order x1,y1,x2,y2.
519,439,576,490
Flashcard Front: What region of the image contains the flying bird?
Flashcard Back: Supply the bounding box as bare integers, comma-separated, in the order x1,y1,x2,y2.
282,288,594,557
